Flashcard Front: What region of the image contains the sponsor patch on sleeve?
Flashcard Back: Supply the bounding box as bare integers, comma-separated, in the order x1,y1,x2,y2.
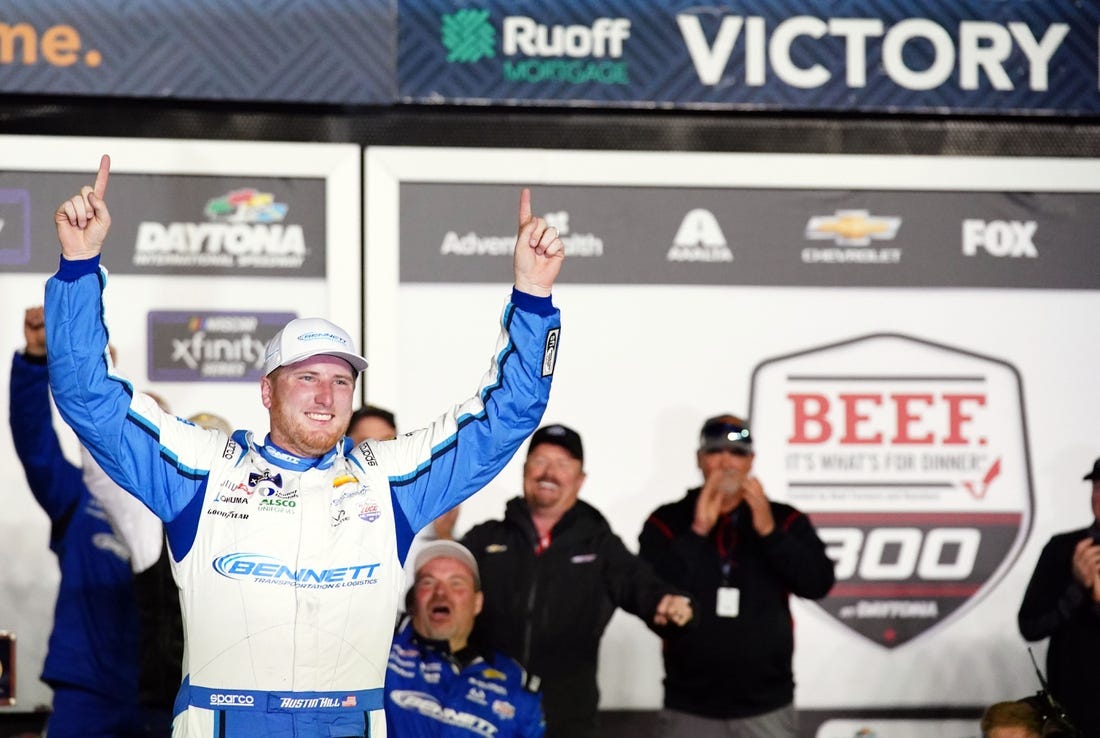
541,328,559,377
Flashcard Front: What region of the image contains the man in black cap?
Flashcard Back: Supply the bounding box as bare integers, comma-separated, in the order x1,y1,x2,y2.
1018,457,1100,737
638,414,835,738
462,424,693,738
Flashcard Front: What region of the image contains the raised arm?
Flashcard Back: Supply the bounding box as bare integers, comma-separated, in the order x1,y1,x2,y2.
46,156,211,522
378,189,564,540
9,307,83,522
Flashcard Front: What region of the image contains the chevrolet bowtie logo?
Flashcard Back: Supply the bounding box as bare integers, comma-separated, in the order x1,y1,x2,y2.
248,471,282,488
804,210,902,247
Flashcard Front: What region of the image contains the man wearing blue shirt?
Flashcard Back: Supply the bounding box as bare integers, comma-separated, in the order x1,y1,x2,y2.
386,540,545,738
10,305,140,738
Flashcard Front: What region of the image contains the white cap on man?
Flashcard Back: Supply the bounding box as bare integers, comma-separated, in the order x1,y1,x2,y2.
413,540,481,588
262,317,368,376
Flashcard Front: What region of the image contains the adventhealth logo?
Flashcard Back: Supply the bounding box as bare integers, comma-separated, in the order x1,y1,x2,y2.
440,9,631,84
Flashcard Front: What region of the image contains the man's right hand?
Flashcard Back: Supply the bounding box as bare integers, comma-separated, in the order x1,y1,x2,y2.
23,306,45,358
55,154,111,261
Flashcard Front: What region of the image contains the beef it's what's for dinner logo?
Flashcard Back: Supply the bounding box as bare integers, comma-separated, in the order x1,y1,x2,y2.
749,334,1032,648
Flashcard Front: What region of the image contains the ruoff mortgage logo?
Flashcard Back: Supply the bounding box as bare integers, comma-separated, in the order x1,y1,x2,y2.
441,8,631,85
748,334,1032,648
440,208,603,258
147,310,295,382
803,209,902,264
134,188,307,270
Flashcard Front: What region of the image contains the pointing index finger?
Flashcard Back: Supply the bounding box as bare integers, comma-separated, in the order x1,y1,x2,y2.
93,154,111,199
518,187,531,226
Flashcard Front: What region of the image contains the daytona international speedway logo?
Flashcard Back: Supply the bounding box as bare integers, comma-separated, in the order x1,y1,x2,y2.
748,333,1033,648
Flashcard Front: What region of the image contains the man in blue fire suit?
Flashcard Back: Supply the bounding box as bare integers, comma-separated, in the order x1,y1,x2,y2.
10,305,140,738
386,540,544,738
44,155,564,738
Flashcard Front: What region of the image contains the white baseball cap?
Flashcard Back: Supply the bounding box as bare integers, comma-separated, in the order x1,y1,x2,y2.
262,317,368,376
413,540,480,588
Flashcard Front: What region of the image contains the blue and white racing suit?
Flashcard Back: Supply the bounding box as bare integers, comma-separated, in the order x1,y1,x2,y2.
45,255,560,738
385,619,544,738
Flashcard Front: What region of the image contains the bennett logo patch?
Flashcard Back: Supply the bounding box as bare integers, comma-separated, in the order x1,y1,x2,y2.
749,333,1032,648
542,328,559,377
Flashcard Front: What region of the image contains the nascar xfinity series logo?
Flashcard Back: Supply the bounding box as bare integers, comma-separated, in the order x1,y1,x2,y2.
748,334,1032,648
147,310,294,382
213,553,381,589
134,188,307,270
441,8,630,85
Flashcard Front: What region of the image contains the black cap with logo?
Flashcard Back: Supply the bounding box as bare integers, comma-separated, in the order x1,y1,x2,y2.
528,424,583,463
699,415,754,456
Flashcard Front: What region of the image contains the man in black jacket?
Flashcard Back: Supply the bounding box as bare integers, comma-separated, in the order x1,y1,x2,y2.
462,424,693,738
638,414,835,738
1017,457,1100,738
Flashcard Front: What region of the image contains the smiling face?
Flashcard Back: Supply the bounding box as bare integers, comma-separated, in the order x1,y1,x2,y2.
261,355,356,458
523,443,586,520
411,556,483,651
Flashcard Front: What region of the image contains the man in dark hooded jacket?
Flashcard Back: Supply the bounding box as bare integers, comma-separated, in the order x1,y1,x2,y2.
463,424,693,738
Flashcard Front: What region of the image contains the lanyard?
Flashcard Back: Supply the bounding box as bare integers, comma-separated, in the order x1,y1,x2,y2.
715,510,739,583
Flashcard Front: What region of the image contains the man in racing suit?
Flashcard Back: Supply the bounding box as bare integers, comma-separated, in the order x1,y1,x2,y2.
10,305,140,738
385,540,544,738
45,155,564,738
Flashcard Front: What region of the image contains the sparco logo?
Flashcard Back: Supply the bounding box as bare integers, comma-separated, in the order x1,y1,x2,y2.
666,209,732,263
134,188,306,270
749,333,1032,648
210,693,255,706
148,311,294,383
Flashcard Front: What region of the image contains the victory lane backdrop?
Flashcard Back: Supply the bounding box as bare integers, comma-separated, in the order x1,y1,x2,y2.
364,146,1100,734
0,135,359,712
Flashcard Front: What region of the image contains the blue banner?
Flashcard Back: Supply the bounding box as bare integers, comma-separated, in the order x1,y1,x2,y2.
3,1,1099,113
398,0,1100,114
